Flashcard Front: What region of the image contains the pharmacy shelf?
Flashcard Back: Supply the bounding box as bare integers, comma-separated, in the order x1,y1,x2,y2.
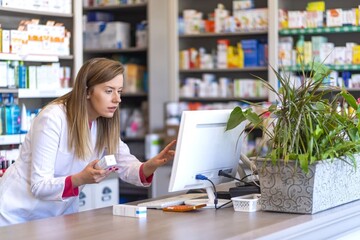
179,30,268,38
58,55,74,60
179,96,268,102
18,88,72,98
0,53,59,62
279,26,360,36
282,64,360,72
83,3,147,12
0,134,26,146
0,88,72,98
0,6,72,17
83,47,147,54
179,67,268,73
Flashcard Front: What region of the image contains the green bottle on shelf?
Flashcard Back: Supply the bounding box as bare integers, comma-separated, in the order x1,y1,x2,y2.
296,35,305,65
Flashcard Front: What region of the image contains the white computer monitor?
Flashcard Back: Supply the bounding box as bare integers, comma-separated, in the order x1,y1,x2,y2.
168,109,246,208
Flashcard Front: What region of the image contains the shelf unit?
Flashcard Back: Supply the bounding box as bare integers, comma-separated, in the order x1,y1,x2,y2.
276,0,360,98
0,2,82,147
173,0,271,106
83,2,150,202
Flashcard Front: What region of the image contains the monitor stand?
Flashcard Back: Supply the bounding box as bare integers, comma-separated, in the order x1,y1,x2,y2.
184,187,232,208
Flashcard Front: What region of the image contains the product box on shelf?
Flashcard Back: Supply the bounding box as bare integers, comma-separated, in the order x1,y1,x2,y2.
85,21,130,49
241,39,258,67
233,8,268,31
288,11,306,29
326,9,343,27
10,30,28,54
2,30,10,53
124,64,145,93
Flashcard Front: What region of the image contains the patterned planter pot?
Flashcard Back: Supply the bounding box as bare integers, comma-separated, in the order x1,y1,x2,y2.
255,155,360,214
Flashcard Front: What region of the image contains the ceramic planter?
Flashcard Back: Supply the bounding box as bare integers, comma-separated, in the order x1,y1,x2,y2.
255,155,360,214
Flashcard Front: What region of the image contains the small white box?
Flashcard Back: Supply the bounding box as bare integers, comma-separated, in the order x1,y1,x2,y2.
10,30,28,54
97,154,117,170
326,9,343,27
113,204,147,218
288,11,306,29
334,47,346,65
320,42,335,65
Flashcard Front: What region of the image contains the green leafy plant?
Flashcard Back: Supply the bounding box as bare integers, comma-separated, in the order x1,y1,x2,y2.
226,62,360,173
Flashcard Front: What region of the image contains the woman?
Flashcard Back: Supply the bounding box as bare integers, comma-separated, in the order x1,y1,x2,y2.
0,58,176,226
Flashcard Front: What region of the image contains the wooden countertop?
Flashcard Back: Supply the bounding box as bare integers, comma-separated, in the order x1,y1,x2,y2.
2,197,360,240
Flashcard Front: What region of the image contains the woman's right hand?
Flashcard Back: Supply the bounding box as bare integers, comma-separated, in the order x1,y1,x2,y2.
71,159,114,187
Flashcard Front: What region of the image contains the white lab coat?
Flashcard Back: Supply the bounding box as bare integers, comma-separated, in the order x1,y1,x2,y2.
0,104,149,226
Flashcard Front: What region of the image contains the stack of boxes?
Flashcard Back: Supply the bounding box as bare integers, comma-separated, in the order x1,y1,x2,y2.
0,0,72,14
1,20,71,56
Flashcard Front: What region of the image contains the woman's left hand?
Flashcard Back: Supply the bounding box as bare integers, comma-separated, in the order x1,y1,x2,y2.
142,140,176,178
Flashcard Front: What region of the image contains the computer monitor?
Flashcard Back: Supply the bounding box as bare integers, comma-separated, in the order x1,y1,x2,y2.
168,109,246,208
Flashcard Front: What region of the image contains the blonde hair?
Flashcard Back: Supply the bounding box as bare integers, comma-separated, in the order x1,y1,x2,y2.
52,58,124,159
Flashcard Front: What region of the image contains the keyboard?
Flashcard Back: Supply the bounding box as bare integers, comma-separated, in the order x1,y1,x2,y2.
137,193,207,209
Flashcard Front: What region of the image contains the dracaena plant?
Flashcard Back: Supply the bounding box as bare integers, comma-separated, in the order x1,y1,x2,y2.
226,62,360,173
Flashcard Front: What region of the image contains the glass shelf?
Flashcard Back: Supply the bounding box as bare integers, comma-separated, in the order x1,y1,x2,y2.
279,26,360,35
83,3,147,12
0,134,26,145
179,30,268,38
83,47,147,54
281,64,360,72
0,88,72,98
0,6,72,17
179,97,268,102
179,67,268,73
0,53,60,62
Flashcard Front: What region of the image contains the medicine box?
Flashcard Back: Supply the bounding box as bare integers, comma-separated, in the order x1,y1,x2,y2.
326,9,343,27
124,64,145,93
97,154,117,170
85,21,130,49
113,204,147,218
241,39,258,67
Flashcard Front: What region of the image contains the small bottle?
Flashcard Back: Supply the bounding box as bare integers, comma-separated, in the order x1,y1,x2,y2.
20,103,28,133
296,35,305,65
18,61,27,89
5,93,20,134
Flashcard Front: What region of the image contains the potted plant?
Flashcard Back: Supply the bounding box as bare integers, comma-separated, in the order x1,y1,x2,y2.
226,62,360,214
